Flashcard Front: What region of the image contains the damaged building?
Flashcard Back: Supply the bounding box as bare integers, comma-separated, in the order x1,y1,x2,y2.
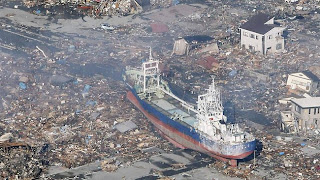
239,13,285,55
172,35,217,56
286,70,320,94
281,97,320,133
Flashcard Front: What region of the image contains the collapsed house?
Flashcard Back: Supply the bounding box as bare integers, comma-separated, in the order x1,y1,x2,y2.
172,35,218,56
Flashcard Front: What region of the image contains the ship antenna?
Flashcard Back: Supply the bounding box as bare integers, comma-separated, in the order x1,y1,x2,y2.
210,75,215,89
149,46,153,61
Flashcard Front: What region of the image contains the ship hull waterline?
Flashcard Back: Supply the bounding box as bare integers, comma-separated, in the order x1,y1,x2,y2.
127,90,254,167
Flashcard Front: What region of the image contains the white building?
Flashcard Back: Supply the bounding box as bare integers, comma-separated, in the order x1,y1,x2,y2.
281,97,320,133
286,70,319,93
239,13,285,55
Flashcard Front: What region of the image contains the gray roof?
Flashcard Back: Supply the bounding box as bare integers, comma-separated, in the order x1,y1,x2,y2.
302,70,320,82
240,13,278,34
291,97,320,108
182,35,213,44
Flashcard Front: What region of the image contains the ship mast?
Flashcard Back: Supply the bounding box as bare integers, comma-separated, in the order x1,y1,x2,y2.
142,47,160,93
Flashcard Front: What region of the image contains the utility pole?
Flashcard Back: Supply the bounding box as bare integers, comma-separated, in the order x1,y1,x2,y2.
253,150,256,167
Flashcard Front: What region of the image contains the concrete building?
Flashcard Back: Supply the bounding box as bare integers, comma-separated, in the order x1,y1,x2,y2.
172,35,213,56
281,97,320,133
286,70,319,93
239,13,285,55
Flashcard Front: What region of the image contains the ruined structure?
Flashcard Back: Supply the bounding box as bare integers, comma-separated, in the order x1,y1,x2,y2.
281,97,320,133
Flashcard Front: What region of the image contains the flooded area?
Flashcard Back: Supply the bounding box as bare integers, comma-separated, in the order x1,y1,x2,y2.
0,0,320,179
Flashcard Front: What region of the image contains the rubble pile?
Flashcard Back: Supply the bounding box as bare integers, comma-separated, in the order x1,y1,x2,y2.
0,0,320,178
0,148,45,179
208,131,320,179
21,0,142,17
0,27,174,178
0,135,47,179
0,52,171,166
250,132,320,179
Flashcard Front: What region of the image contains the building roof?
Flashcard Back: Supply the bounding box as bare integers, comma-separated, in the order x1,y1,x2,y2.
302,70,320,82
197,56,219,70
240,13,278,34
182,35,213,44
291,97,320,108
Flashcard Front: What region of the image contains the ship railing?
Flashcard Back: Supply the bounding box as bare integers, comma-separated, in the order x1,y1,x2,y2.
159,87,198,114
197,130,249,145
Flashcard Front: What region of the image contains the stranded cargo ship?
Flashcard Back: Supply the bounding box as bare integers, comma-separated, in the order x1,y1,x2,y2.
123,51,256,166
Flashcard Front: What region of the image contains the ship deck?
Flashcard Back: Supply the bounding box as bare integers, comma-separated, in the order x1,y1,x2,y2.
141,93,198,128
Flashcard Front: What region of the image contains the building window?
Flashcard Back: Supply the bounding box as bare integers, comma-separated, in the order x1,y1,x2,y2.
250,34,255,38
318,108,319,114
291,79,307,87
243,31,248,37
276,43,282,50
268,35,272,39
309,108,311,114
295,105,301,113
256,35,258,40
314,108,317,115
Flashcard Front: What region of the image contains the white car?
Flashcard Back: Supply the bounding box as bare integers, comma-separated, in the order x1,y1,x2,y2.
101,23,115,31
